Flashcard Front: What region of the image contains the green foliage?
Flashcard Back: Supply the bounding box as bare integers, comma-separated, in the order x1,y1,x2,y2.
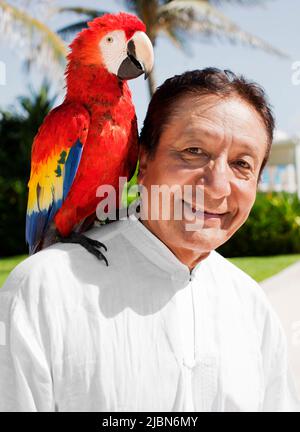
218,192,300,257
228,254,300,282
0,255,28,287
0,82,56,257
121,161,140,208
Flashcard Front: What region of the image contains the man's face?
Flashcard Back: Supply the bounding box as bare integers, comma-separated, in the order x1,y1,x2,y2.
138,94,269,266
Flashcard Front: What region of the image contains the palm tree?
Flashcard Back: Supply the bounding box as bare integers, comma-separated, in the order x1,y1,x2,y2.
56,0,288,96
0,0,66,78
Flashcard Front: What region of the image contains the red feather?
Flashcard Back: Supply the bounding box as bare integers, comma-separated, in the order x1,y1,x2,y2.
54,79,138,236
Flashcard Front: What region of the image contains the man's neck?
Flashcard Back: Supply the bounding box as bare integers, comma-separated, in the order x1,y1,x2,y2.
138,219,211,272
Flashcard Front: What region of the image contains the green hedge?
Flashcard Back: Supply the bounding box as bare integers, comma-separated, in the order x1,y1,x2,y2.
217,191,300,257
0,83,55,257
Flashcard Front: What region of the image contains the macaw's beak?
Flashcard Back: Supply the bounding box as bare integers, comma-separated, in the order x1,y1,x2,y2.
117,31,154,81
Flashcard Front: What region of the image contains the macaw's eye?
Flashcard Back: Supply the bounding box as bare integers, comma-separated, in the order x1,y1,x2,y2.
106,36,114,43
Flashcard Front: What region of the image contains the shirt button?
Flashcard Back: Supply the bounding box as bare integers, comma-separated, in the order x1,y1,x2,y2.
183,359,197,370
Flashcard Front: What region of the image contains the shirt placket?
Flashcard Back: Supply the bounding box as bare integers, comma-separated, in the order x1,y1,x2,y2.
171,273,197,411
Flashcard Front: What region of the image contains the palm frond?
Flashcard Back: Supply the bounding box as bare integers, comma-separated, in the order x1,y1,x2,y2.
55,7,104,19
119,0,140,13
162,25,186,50
207,0,270,6
57,21,89,42
0,0,67,80
55,8,111,42
157,0,289,58
18,79,57,118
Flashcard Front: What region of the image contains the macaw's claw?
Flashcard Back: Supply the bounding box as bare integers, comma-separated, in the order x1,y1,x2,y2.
57,232,109,266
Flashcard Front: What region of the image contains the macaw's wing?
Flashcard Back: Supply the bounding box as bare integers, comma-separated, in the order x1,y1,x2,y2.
26,103,90,254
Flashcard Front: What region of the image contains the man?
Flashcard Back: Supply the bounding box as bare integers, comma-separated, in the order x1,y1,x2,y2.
0,68,299,412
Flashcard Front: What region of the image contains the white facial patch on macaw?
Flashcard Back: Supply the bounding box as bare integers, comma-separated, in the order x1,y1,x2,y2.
99,30,128,75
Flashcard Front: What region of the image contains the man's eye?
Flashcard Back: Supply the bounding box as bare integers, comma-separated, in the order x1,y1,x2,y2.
234,160,252,169
185,147,204,155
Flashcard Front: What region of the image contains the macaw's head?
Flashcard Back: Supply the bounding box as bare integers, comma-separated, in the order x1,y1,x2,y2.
68,12,154,80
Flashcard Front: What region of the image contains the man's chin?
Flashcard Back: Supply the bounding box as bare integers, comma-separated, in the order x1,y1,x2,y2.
177,222,225,251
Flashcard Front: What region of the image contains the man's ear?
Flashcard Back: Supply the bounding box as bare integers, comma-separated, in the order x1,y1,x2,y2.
137,147,149,185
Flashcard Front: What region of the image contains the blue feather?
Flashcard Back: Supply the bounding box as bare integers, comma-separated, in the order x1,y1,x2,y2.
63,139,83,200
26,199,63,254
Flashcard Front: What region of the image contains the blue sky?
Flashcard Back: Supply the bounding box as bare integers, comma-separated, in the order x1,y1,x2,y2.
0,0,300,134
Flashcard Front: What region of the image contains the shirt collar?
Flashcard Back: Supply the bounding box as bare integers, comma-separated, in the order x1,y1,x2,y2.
122,214,209,282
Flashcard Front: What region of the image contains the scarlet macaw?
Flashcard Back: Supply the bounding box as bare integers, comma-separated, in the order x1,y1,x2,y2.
26,12,154,265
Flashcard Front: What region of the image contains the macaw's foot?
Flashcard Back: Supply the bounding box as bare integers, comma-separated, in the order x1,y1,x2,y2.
57,232,108,266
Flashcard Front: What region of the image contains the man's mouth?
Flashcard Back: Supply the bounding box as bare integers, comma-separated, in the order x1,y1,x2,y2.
182,200,229,219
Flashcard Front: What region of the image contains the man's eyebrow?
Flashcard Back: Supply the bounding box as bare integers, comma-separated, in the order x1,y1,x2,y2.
234,141,261,157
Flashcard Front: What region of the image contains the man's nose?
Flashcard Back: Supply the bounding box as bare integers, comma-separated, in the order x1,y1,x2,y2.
199,157,232,199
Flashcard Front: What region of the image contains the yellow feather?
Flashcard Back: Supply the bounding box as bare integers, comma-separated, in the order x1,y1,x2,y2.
27,152,67,213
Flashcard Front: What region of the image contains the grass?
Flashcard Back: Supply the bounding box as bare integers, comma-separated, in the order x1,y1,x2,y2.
0,255,27,288
229,254,300,282
0,253,300,288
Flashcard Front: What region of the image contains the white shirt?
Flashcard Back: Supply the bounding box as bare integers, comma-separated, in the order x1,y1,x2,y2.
175,280,196,411
0,215,299,412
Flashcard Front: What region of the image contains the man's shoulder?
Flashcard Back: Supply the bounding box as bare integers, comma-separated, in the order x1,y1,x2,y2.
207,250,272,308
208,251,289,353
0,245,70,300
0,220,130,300
84,219,128,243
208,250,257,284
